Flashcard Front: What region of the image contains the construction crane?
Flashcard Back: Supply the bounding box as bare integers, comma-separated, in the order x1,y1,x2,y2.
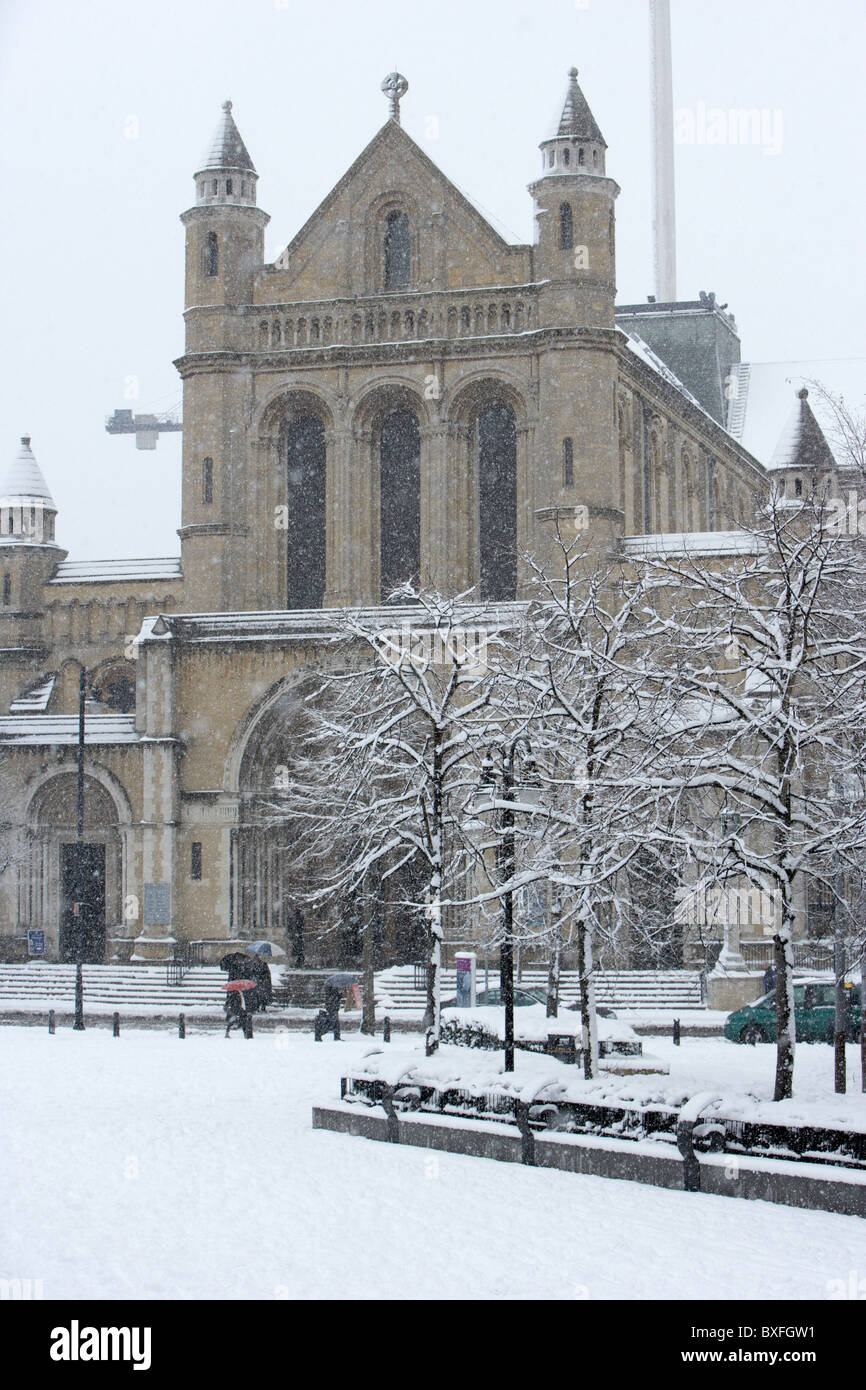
105,409,183,451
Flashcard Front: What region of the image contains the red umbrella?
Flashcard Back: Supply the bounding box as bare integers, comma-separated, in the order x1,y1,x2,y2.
222,980,256,992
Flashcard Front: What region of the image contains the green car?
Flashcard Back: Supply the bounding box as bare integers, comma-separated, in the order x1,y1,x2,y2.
725,980,862,1044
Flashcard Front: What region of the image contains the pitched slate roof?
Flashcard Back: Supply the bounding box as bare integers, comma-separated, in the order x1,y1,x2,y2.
554,67,606,146
198,100,256,173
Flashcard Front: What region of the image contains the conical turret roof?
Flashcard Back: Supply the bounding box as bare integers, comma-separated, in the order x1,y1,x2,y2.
0,436,56,507
770,388,837,473
198,99,256,173
554,67,606,146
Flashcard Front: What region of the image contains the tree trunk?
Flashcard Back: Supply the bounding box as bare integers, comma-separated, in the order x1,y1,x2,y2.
546,915,561,1018
773,906,796,1101
361,918,376,1035
576,917,599,1079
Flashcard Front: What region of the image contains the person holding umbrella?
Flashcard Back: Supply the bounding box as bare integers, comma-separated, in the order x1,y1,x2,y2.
219,952,255,1034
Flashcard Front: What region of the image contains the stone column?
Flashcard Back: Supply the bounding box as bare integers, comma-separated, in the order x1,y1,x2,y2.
132,634,179,961
420,420,449,592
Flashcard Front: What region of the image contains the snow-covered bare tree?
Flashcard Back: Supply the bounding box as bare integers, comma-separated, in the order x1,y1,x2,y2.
645,484,866,1099
265,588,510,1050
484,532,684,1078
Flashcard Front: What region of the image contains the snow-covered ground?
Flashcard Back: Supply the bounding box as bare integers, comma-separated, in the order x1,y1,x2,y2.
1,1026,863,1301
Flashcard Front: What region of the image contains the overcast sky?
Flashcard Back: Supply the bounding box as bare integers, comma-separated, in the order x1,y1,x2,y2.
1,0,864,560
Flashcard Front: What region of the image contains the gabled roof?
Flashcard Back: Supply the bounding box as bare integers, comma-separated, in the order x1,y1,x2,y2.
553,67,606,146
278,118,521,264
197,100,256,174
48,557,182,586
0,437,56,507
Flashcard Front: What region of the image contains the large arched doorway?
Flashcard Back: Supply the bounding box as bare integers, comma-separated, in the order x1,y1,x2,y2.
285,414,327,608
233,680,427,967
379,408,420,600
28,774,122,962
477,401,517,600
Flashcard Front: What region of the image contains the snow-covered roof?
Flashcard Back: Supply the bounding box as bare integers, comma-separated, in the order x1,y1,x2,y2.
0,714,141,746
727,359,865,471
48,557,182,585
0,436,56,507
144,601,530,646
197,99,256,173
623,531,763,559
9,674,55,713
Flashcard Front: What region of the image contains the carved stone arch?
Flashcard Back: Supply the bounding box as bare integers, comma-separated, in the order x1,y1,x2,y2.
88,658,137,713
449,377,529,599
253,388,337,611
23,762,132,962
364,189,423,293
351,381,427,602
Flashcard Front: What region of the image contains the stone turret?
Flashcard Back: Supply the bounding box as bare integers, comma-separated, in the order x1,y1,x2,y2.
529,68,619,329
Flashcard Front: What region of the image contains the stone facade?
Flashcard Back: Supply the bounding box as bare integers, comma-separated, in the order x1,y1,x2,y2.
0,70,785,966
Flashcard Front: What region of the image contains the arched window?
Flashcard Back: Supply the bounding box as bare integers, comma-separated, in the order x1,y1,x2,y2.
478,403,517,601
285,415,327,609
559,203,574,250
384,210,410,290
203,458,213,505
563,437,574,487
205,231,219,277
380,409,420,599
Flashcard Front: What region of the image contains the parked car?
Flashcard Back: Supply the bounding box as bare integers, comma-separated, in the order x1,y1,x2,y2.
724,979,862,1044
441,986,548,1009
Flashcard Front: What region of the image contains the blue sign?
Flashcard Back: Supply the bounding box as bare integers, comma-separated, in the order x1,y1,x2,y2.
28,930,45,957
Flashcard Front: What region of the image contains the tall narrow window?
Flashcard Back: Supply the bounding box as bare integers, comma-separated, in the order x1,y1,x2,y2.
191,843,202,880
380,409,420,600
285,415,326,609
559,203,574,250
205,231,219,277
226,178,233,195
2,573,10,606
384,211,410,289
478,403,517,601
563,147,571,167
563,437,574,487
203,458,213,505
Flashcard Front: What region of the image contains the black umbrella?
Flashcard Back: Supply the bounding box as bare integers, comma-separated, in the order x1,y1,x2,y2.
325,972,360,990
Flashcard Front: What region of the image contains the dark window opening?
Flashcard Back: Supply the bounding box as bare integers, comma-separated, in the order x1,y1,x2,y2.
380,409,421,600
563,437,574,486
191,842,202,880
285,415,326,609
384,210,410,290
563,147,571,167
205,231,219,277
559,203,574,250
2,573,10,605
226,178,233,195
794,477,803,497
578,148,585,166
478,402,517,601
203,457,213,505
211,179,218,195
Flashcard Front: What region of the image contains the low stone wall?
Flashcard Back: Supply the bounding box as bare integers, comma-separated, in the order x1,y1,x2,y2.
312,1104,866,1218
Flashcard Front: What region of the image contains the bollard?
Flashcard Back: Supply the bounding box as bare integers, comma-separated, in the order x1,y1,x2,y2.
383,1016,391,1043
178,1013,186,1039
314,1011,324,1042
112,1012,120,1037
380,1084,400,1143
48,1009,55,1035
673,1017,681,1046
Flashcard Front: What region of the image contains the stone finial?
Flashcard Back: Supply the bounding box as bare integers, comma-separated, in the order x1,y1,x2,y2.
797,387,809,400
223,100,232,113
381,72,409,124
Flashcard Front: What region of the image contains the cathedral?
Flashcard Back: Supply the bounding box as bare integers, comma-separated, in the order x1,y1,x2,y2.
0,68,842,967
